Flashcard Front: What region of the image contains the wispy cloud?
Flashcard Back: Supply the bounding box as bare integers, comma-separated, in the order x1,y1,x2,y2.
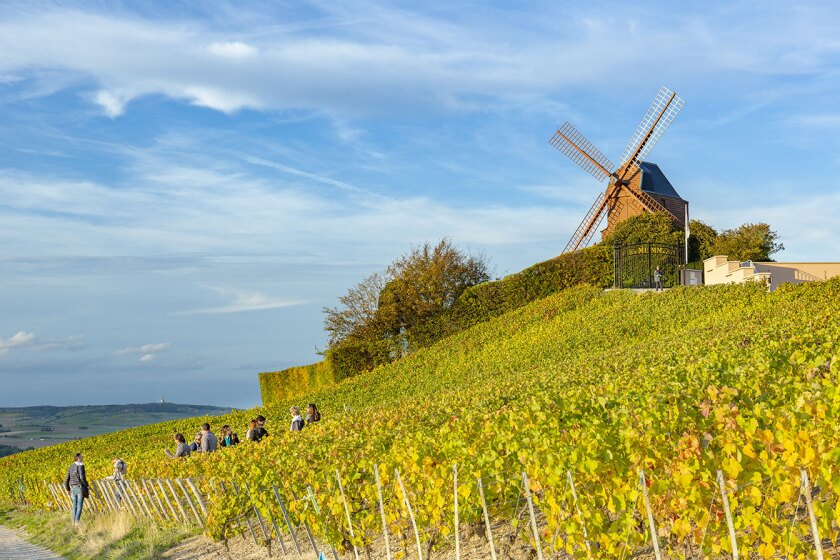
0,3,837,117
177,287,305,315
114,342,171,363
0,331,36,357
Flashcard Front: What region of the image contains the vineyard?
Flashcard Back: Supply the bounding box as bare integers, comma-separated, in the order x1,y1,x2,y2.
2,278,840,558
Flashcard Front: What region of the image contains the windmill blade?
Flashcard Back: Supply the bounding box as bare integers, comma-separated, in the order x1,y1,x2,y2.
563,191,609,254
618,87,685,168
550,122,615,182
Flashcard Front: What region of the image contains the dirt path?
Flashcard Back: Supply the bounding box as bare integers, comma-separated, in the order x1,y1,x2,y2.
0,525,65,560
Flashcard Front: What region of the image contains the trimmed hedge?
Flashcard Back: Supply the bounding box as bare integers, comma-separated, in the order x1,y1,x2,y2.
259,361,338,406
260,244,612,404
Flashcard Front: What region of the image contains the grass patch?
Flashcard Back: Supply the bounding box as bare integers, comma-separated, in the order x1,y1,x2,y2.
0,507,198,560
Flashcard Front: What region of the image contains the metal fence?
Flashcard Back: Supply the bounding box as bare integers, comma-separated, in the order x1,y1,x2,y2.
613,242,683,289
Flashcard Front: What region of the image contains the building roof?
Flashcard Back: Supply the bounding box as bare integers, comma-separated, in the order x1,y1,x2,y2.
639,162,684,200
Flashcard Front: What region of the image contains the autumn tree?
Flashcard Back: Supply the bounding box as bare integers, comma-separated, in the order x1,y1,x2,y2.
712,223,784,262
323,239,490,371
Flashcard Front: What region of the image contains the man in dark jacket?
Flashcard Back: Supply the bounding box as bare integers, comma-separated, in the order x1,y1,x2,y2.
63,452,89,524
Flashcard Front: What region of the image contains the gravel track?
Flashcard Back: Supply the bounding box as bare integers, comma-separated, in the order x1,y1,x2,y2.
0,525,64,560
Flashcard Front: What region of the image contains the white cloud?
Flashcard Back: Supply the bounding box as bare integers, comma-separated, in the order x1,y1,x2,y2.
93,89,130,118
0,331,36,357
177,288,305,315
114,342,171,364
0,4,836,117
207,41,257,59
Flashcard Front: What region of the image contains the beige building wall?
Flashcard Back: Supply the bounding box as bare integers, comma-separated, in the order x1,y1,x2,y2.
704,256,840,291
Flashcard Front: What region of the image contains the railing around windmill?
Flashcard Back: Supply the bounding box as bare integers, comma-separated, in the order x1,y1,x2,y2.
613,242,684,289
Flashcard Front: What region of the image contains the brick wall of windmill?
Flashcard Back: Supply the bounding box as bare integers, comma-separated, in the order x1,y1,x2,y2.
602,179,687,238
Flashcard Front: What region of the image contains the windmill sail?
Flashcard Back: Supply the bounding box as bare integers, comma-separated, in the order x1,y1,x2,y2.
563,191,609,254
618,87,685,168
550,122,615,182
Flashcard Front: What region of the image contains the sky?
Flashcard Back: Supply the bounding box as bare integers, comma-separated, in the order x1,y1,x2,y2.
1,1,839,409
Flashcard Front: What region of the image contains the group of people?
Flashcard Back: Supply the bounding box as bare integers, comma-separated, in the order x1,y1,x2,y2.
62,404,323,525
163,404,321,459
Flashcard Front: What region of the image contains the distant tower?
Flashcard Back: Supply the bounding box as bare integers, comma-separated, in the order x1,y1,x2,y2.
159,396,165,404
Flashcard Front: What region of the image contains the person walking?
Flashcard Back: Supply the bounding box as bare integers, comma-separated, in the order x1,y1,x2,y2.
63,452,89,525
220,425,239,448
164,433,191,458
200,423,218,452
289,407,305,432
654,266,664,292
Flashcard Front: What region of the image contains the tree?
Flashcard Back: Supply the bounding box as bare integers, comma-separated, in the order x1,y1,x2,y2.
322,272,387,347
322,239,490,368
602,212,683,246
378,239,490,338
687,220,718,263
712,223,784,262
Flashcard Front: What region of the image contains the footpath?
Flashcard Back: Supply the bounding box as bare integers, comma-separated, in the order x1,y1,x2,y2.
0,525,64,560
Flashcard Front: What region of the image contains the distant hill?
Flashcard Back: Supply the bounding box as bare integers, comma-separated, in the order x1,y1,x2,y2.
0,403,233,453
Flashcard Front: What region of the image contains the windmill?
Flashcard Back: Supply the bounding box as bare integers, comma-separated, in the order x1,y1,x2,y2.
550,87,688,254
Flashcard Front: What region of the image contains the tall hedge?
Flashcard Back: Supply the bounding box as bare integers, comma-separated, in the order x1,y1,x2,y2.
259,361,339,406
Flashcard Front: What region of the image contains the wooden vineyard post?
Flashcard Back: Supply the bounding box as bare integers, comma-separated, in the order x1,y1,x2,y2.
186,478,208,517
144,479,169,520
165,479,190,524
272,485,303,557
477,476,498,560
395,469,424,560
716,470,739,560
522,471,545,560
335,470,360,560
567,470,592,558
129,480,154,519
177,478,203,525
157,479,180,521
307,486,340,560
231,481,259,544
374,465,393,560
93,480,111,512
263,493,289,556
46,482,63,511
638,470,662,560
801,470,825,560
453,464,460,560
121,480,143,517
57,483,72,511
245,484,270,545
288,489,320,557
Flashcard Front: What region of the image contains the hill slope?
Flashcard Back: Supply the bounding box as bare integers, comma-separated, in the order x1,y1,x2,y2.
2,280,839,557
0,403,232,452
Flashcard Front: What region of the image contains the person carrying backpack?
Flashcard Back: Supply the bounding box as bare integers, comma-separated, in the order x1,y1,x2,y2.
63,452,89,525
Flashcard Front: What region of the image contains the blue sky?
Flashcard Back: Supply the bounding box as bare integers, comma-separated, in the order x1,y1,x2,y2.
1,1,838,408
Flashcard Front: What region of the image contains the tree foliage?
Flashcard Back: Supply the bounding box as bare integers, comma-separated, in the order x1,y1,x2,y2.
712,222,784,262
322,239,490,369
687,219,718,262
602,212,683,247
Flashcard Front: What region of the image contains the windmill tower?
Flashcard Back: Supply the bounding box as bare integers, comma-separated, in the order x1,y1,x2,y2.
550,87,688,254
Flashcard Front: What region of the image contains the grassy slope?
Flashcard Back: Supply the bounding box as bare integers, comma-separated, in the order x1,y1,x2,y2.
2,279,839,556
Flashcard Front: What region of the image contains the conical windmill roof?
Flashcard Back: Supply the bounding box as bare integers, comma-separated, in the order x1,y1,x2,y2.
638,162,684,200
